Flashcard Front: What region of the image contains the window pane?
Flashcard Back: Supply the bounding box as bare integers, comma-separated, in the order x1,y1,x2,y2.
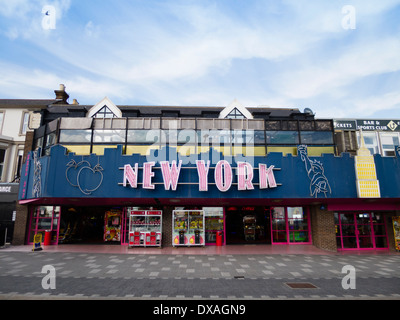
0,149,5,163
166,130,196,144
287,207,303,219
272,219,286,230
342,237,357,248
272,231,287,242
59,130,92,143
127,130,160,144
38,206,53,217
290,231,308,242
226,108,244,119
46,132,57,146
94,106,116,118
341,213,354,224
272,207,285,219
357,132,379,154
356,213,370,224
232,130,245,144
380,132,399,156
300,131,334,144
37,218,52,230
373,224,386,236
198,130,232,144
21,112,29,134
254,131,265,144
341,224,356,236
93,130,125,143
266,131,299,144
0,112,3,133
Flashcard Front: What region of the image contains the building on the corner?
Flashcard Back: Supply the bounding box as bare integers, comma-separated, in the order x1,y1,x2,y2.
0,84,72,243
13,95,400,252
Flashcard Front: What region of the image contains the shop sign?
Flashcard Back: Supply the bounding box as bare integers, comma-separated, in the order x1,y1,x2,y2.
32,233,43,252
356,119,400,131
122,160,278,192
0,186,11,193
334,119,400,131
333,120,356,130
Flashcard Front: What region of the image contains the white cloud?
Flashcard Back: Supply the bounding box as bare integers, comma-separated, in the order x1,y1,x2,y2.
352,91,400,116
273,37,400,100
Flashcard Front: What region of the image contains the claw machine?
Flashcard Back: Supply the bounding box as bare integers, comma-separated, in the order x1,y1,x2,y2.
128,209,162,247
172,210,205,247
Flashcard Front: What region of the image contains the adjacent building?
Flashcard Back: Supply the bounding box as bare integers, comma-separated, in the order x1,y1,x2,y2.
0,85,71,244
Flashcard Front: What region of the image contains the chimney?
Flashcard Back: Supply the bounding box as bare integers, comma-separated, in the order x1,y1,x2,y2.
54,84,70,103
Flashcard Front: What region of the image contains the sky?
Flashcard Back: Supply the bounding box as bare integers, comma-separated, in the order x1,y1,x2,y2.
0,0,399,119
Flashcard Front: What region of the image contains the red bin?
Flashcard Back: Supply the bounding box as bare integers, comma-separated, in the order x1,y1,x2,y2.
216,231,223,246
44,230,52,246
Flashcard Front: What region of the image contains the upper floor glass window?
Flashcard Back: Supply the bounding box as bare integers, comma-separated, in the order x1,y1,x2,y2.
93,106,118,118
21,112,30,135
59,130,92,143
93,130,125,143
300,131,334,144
0,112,4,134
379,132,399,156
266,131,299,144
226,108,245,119
357,132,379,155
0,149,5,181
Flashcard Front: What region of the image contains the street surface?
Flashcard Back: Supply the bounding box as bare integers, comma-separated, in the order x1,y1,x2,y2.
1,250,400,300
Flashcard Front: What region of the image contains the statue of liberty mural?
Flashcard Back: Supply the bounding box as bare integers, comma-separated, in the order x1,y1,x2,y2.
297,145,331,198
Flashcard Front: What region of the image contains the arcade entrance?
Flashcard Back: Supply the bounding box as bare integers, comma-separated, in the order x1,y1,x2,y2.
56,207,124,244
225,206,271,244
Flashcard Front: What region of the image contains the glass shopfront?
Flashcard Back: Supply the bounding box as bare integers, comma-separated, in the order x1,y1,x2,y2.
335,212,389,250
27,204,313,247
203,207,224,245
271,207,311,244
28,206,61,245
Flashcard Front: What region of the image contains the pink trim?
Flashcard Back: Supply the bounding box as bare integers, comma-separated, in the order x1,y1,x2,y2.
329,203,400,211
19,198,40,205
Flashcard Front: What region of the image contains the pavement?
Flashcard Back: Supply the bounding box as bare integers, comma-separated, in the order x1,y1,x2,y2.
1,245,400,301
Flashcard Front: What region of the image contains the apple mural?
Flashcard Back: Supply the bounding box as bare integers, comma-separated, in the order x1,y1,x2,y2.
77,163,104,195
65,158,104,195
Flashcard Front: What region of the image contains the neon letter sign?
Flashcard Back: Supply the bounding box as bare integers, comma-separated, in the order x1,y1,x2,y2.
123,163,138,188
143,162,155,189
160,160,182,191
237,162,254,191
214,160,232,192
258,164,277,189
196,160,210,191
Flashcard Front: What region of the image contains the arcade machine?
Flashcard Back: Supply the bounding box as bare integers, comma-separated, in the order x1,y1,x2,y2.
172,210,205,247
104,209,122,242
128,209,162,247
